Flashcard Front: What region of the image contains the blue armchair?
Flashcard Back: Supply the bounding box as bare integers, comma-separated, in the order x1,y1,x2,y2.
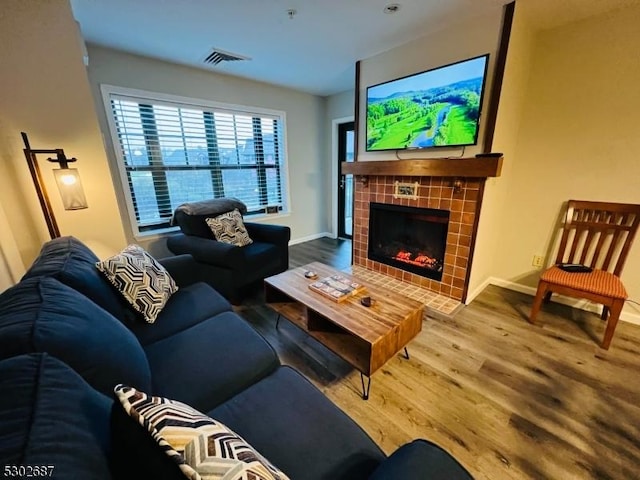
167,198,290,303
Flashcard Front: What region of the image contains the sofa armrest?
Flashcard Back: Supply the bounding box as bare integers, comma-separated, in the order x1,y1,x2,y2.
369,440,473,480
166,233,243,269
158,254,200,288
245,222,291,245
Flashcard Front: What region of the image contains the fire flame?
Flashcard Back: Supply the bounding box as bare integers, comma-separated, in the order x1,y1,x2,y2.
394,250,437,268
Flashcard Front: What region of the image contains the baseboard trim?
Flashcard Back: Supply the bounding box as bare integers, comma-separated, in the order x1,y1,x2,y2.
465,277,494,305
486,277,640,326
289,232,332,246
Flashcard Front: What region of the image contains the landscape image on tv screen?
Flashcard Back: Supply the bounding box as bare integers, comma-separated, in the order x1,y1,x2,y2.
366,54,489,151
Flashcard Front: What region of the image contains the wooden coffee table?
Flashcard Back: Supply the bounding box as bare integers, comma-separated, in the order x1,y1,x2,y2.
264,262,424,399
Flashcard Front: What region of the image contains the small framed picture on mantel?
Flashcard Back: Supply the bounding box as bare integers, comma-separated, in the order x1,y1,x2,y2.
393,181,419,200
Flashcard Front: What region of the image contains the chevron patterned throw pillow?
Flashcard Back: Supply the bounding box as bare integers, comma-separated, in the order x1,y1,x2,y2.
114,385,289,480
96,245,178,324
205,209,253,247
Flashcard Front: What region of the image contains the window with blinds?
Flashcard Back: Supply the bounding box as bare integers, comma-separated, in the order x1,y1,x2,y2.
103,88,288,234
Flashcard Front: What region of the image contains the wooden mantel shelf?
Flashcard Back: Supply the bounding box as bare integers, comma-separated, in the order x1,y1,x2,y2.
341,156,502,178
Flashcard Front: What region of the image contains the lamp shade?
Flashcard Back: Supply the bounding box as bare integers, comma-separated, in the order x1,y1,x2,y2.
53,168,88,210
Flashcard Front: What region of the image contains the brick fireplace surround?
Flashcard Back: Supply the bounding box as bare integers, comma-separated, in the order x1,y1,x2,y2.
352,175,482,302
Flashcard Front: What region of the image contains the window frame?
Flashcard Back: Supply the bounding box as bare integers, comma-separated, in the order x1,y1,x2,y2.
100,84,291,238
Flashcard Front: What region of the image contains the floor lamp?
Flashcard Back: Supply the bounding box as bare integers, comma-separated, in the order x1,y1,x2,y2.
21,132,88,239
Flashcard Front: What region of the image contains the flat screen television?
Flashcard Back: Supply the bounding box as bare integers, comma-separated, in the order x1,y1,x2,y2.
366,54,489,152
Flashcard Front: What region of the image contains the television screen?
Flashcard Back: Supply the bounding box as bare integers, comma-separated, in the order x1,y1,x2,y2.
366,54,489,152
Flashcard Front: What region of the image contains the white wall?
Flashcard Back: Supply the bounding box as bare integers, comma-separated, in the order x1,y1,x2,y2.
326,90,355,122
86,46,328,254
0,0,127,266
357,7,505,160
325,90,355,236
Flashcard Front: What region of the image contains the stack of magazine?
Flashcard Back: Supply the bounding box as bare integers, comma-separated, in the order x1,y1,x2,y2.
308,275,365,303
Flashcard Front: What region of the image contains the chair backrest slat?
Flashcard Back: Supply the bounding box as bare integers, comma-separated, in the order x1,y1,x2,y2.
601,230,620,272
555,200,640,276
555,203,575,264
579,228,597,265
592,229,608,264
567,226,584,262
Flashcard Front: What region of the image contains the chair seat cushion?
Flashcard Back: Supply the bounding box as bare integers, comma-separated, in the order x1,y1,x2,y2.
541,266,627,299
243,242,280,266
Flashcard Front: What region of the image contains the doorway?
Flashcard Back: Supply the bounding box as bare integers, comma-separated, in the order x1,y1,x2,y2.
337,121,354,239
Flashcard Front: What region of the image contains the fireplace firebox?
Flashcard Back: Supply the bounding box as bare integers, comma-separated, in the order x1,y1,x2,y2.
368,203,449,281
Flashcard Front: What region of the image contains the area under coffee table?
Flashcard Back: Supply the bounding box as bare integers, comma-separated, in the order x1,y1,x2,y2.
264,262,424,399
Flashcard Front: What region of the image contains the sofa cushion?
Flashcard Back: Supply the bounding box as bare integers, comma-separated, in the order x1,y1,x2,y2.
96,244,178,324
209,366,386,480
114,384,289,480
144,311,279,411
206,209,253,247
21,236,134,322
127,282,232,346
0,353,112,478
0,276,152,395
173,198,248,239
368,439,473,480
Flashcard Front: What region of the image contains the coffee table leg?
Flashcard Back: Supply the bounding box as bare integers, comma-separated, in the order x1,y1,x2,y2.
275,314,281,329
403,347,410,360
360,373,371,400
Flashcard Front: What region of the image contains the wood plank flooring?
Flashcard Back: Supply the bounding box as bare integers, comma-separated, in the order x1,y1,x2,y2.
236,237,640,480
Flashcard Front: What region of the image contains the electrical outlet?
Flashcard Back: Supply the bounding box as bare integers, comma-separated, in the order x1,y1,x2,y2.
532,255,545,268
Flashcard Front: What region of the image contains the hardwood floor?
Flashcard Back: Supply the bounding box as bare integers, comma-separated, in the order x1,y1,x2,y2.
236,237,640,480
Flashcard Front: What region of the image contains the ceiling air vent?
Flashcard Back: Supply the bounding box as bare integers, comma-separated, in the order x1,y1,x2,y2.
202,48,251,66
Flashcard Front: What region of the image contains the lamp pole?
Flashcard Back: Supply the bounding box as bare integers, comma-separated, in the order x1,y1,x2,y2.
21,132,60,239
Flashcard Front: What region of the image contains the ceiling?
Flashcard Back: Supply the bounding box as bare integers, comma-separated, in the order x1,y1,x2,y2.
71,0,511,96
70,0,636,97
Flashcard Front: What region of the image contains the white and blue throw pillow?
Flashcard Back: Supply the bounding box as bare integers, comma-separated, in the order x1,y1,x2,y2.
114,384,289,480
96,245,178,324
205,209,253,247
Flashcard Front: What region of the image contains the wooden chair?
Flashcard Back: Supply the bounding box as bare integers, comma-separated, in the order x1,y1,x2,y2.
529,200,640,349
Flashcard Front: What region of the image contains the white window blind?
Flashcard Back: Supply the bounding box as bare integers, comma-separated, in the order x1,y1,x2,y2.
104,90,287,233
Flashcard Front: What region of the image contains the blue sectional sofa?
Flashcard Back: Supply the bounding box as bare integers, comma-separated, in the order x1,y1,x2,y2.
0,237,472,479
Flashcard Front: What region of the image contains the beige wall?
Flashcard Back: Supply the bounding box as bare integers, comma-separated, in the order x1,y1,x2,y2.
485,3,640,322
0,0,126,269
86,46,328,254
0,202,24,292
468,2,536,299
357,7,504,160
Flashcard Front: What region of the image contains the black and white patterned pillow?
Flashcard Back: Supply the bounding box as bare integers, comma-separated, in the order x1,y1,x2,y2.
205,209,253,247
114,384,289,480
96,245,178,323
